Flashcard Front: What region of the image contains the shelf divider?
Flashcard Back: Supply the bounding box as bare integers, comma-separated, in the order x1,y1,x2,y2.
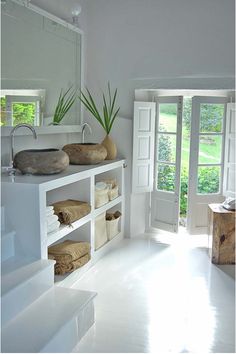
93,196,123,218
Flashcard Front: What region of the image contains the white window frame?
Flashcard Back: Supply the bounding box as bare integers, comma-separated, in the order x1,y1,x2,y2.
5,95,41,126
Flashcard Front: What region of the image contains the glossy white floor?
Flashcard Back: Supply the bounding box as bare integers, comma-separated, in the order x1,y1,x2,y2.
73,232,235,353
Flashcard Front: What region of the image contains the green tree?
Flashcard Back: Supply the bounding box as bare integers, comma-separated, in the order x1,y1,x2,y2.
157,129,175,192
12,103,35,125
183,98,192,132
198,167,220,194
183,99,223,133
0,97,7,126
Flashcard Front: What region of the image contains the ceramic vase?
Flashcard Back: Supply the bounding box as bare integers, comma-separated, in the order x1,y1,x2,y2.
101,135,117,160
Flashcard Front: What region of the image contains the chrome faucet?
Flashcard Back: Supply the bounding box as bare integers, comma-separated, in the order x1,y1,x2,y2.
81,123,92,143
9,124,37,172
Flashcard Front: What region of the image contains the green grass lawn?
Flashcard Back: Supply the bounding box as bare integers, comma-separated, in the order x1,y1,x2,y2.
159,112,221,168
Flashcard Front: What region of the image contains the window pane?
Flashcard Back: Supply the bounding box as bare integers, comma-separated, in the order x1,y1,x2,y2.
198,135,222,164
200,104,224,133
197,166,220,194
157,134,176,163
12,102,36,126
159,104,177,132
157,164,175,192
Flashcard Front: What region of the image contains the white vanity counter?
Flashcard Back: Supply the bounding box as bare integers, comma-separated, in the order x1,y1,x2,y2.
2,159,125,189
2,159,126,286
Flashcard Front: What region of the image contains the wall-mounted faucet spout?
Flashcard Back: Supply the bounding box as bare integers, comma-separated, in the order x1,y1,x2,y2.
10,124,37,170
81,123,92,143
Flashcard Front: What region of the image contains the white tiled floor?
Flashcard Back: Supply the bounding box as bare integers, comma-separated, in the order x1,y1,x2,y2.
73,233,235,353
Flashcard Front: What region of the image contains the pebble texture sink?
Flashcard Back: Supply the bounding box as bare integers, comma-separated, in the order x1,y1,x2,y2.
13,149,69,175
62,143,107,165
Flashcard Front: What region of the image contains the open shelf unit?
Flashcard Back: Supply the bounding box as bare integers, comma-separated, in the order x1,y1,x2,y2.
2,159,126,286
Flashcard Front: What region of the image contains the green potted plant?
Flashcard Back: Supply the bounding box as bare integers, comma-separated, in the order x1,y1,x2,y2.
52,86,77,125
79,82,120,159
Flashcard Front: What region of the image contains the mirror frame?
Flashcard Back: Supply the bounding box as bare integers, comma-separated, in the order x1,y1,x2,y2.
1,0,84,134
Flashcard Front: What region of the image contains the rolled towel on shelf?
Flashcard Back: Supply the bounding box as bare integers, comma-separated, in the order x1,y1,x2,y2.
46,206,54,212
47,214,59,226
46,209,54,217
47,220,60,234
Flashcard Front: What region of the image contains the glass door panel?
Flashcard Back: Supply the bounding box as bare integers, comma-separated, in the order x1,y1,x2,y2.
157,134,176,163
200,104,224,133
151,96,183,233
198,135,223,164
159,104,177,132
187,97,227,234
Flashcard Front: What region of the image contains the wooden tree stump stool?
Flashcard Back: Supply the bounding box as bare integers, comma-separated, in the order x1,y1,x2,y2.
208,203,235,264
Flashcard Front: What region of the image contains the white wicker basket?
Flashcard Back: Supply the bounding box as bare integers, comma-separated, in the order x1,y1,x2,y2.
106,216,120,240
95,187,109,208
108,185,119,201
95,212,108,250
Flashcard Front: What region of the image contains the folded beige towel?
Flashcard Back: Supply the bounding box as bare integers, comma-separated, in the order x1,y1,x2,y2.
48,240,90,263
51,200,91,225
53,253,90,275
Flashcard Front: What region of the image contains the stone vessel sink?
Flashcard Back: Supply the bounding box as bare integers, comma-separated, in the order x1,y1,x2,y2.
13,149,69,175
62,143,107,165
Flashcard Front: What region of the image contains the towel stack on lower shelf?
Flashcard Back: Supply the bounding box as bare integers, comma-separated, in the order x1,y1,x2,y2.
46,206,60,234
48,240,91,275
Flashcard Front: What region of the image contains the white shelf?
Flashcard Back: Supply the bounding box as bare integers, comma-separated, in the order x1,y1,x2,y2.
47,213,92,246
54,259,93,286
93,196,123,217
54,232,124,286
2,159,125,286
93,232,124,262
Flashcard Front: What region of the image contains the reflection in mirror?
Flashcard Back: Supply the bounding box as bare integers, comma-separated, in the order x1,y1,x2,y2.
1,89,45,126
1,0,82,127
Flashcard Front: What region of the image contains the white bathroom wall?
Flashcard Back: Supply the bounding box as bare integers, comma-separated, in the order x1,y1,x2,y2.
84,0,235,119
30,0,235,120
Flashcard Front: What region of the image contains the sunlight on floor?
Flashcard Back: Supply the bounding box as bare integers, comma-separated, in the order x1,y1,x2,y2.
73,234,235,353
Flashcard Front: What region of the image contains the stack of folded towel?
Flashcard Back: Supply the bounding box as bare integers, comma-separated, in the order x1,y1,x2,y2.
46,206,60,234
48,240,91,275
52,199,91,225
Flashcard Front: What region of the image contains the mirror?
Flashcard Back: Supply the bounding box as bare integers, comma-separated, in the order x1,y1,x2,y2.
1,0,82,126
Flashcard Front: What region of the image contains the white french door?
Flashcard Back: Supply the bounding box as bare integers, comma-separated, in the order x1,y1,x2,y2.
223,103,236,198
187,96,228,234
151,96,183,233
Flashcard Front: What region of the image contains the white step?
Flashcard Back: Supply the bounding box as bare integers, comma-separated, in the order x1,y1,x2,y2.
1,230,15,262
1,287,96,353
1,258,55,325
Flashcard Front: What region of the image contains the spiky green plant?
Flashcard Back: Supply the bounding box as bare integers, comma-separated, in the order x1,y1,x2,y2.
79,83,120,134
53,86,77,124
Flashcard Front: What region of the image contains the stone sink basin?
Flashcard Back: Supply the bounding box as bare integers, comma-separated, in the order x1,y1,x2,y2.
13,149,69,175
62,143,107,165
